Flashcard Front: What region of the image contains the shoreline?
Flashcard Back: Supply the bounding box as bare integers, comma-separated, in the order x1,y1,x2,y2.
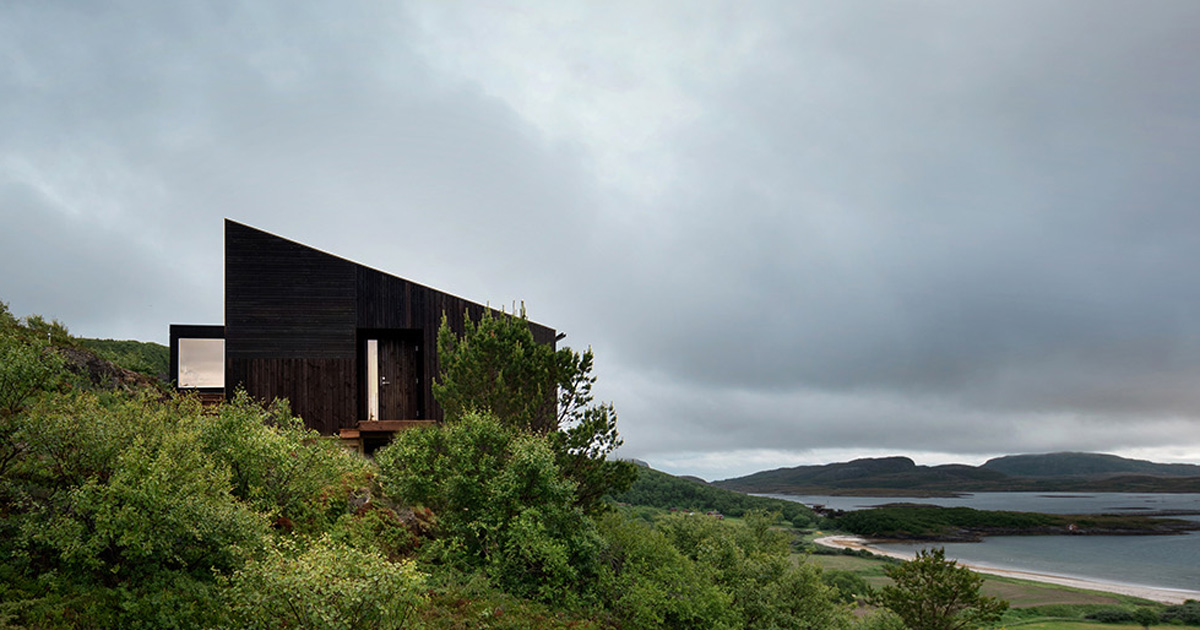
814,535,1200,605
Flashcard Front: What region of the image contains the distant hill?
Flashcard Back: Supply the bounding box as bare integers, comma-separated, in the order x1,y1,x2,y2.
981,452,1200,478
609,466,818,527
715,452,1200,495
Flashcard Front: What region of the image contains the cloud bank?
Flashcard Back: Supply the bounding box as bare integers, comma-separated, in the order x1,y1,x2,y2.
4,1,1200,479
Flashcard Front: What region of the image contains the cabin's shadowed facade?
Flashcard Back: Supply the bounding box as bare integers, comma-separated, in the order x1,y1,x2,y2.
171,220,555,448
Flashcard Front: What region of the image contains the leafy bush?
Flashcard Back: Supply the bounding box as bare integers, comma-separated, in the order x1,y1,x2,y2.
33,425,265,580
0,380,379,628
197,391,373,533
328,505,421,561
418,571,604,630
853,609,907,630
1085,607,1136,623
823,569,875,603
1163,600,1200,625
15,313,73,347
1133,607,1160,628
1,391,268,628
376,411,601,604
223,535,426,630
0,328,64,419
594,513,735,630
656,511,851,630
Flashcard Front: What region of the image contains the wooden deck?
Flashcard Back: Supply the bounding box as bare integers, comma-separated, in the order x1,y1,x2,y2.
338,419,436,455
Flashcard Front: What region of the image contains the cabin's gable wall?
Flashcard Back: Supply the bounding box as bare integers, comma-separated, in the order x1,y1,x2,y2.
225,221,358,432
173,219,558,436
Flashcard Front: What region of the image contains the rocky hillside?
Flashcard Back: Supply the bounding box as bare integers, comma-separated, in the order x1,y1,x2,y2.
56,345,165,393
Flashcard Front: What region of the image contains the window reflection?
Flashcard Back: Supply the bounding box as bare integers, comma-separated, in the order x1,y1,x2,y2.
178,338,224,388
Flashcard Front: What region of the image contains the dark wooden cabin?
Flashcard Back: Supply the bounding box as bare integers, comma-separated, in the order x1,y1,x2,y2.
170,220,555,451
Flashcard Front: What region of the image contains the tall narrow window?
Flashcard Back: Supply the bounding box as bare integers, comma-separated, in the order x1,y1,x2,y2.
178,338,224,388
366,339,379,421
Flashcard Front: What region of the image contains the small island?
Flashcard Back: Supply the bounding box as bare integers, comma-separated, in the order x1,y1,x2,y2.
828,503,1200,542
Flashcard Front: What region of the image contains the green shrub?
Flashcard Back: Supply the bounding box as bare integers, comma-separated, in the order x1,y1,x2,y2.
32,426,265,581
328,506,419,560
1163,600,1200,625
1087,607,1136,623
0,330,64,419
2,387,381,628
822,569,875,603
223,535,426,630
418,571,603,630
1,391,268,628
853,609,907,630
594,513,735,630
376,411,601,604
197,391,373,533
1133,607,1161,628
655,511,851,630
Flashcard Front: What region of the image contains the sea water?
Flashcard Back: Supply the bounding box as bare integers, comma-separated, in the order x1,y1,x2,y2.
768,493,1200,593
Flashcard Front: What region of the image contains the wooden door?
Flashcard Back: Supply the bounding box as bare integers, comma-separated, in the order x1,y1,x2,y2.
377,335,422,420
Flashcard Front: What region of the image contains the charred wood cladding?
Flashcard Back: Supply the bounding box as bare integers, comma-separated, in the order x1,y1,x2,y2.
169,220,556,436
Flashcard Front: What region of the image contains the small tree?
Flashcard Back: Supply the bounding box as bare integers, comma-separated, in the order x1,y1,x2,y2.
433,307,635,512
877,548,1007,630
434,306,559,434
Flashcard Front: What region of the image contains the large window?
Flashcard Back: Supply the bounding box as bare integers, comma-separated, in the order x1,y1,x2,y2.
177,338,224,388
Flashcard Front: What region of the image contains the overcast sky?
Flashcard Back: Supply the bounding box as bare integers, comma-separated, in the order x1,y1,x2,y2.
4,1,1200,480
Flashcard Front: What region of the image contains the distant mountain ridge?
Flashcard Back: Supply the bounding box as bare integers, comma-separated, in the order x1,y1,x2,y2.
714,452,1200,495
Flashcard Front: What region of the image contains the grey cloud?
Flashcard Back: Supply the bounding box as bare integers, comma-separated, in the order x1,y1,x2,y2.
5,1,1200,474
582,2,1200,423
3,1,597,337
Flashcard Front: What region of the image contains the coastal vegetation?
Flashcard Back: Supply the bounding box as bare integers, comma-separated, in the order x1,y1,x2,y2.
808,546,1200,629
833,504,1198,541
5,300,1194,629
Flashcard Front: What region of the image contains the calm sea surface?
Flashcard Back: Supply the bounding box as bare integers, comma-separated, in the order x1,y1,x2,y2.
767,493,1200,593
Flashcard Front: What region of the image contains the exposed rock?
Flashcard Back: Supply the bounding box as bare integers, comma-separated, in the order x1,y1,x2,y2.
54,346,162,392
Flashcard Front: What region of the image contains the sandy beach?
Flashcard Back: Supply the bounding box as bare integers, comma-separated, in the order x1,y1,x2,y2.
814,536,1200,605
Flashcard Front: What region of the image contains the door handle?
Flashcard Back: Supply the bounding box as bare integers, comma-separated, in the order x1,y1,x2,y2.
381,377,390,386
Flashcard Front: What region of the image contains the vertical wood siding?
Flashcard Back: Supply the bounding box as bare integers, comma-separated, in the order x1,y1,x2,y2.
222,219,556,434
